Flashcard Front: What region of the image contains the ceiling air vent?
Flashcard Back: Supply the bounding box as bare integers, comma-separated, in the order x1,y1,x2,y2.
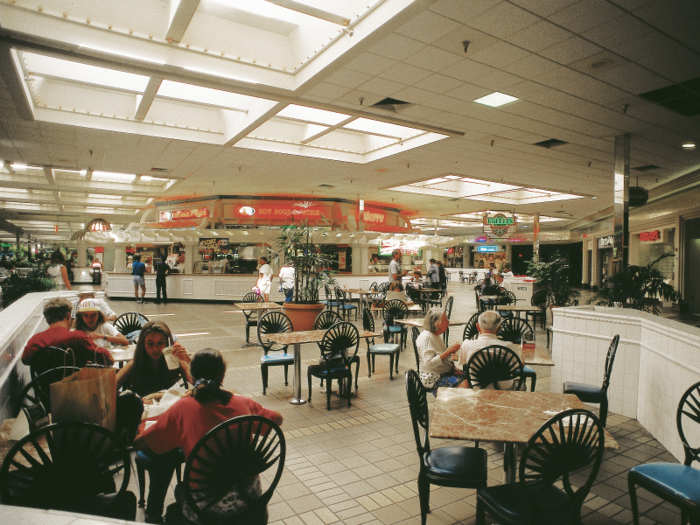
533,139,568,148
632,165,661,172
370,97,414,113
318,184,335,188
150,167,170,173
639,77,700,117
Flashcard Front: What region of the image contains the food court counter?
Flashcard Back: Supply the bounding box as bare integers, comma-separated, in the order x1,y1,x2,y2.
551,305,700,464
104,273,390,302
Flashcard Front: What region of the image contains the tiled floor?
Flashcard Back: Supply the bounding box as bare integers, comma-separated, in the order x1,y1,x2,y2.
107,282,681,525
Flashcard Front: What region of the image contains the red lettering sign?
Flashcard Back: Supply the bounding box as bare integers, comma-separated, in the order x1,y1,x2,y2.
159,207,209,222
227,202,332,221
639,230,660,242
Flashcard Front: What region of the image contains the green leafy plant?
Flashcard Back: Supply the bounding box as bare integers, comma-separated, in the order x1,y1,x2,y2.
525,251,580,306
587,253,679,315
1,265,56,308
271,219,336,304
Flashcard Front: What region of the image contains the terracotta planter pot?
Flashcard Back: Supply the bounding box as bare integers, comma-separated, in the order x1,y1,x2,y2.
283,303,325,331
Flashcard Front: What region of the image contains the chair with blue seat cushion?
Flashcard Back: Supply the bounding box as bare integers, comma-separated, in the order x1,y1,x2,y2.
315,310,359,389
363,308,400,380
257,311,294,395
383,299,408,350
628,380,700,525
498,317,538,392
563,334,620,426
476,409,605,525
307,322,359,410
405,369,488,525
464,345,524,391
335,287,358,320
320,285,339,314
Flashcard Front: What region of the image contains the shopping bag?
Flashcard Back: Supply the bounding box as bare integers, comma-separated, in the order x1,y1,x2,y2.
50,367,117,432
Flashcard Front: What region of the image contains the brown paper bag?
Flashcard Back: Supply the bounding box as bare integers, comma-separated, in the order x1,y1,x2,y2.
50,367,117,432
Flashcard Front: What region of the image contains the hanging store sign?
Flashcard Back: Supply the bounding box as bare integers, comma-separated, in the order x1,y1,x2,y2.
227,201,333,221
477,246,499,252
598,235,614,248
199,238,229,255
483,214,516,239
379,240,422,256
639,230,661,242
160,207,209,222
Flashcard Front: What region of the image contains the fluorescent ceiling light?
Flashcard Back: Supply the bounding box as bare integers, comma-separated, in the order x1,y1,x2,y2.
277,104,349,126
474,92,518,108
344,118,423,139
11,163,27,171
79,45,166,65
23,52,150,92
682,142,696,149
184,66,258,84
91,171,137,183
140,176,170,182
158,80,263,110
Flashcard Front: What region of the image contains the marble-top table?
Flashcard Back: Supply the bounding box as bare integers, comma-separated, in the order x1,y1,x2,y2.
449,344,554,367
347,288,378,311
396,318,468,328
430,388,619,483
263,329,381,405
233,302,283,347
495,305,543,317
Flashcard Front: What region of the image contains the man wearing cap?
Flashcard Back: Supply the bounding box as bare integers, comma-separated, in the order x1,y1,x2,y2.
73,299,128,349
22,297,115,369
72,285,117,322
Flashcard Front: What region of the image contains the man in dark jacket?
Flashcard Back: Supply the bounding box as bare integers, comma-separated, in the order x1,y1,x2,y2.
154,258,172,304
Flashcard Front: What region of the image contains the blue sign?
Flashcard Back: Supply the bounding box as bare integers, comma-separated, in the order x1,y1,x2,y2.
477,246,499,253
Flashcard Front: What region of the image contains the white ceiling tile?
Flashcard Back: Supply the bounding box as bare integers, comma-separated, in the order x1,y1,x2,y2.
504,54,561,79
429,0,502,24
423,95,470,112
345,53,398,76
396,104,443,119
395,11,462,44
507,0,578,18
403,46,463,72
324,69,373,89
547,0,626,33
444,83,492,102
432,26,503,58
634,0,700,53
388,85,437,104
439,59,498,82
467,2,541,39
370,34,427,61
354,76,406,97
505,19,572,52
469,41,531,69
594,63,670,94
538,36,603,65
581,14,655,51
305,82,352,100
379,63,432,85
470,70,523,91
413,73,464,94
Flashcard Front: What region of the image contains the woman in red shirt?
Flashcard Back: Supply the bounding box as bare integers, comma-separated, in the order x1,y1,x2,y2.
133,349,283,524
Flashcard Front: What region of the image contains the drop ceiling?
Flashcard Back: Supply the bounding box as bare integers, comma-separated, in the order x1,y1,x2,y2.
0,0,699,243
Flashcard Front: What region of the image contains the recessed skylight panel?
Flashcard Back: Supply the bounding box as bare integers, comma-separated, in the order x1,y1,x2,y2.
91,171,136,183
277,105,350,126
473,92,518,108
22,52,150,92
157,80,263,111
343,118,423,139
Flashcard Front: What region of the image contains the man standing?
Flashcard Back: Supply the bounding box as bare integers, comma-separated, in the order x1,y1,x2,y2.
154,257,172,304
22,297,115,369
427,258,440,289
278,261,295,303
132,254,146,303
389,248,407,282
257,256,273,302
436,260,447,290
71,285,117,322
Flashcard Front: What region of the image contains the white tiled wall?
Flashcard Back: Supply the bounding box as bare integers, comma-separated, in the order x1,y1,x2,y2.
551,306,700,463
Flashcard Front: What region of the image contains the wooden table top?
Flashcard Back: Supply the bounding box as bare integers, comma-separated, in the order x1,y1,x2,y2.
264,329,382,345
429,389,618,449
496,305,543,312
395,318,468,327
347,289,377,295
233,302,283,311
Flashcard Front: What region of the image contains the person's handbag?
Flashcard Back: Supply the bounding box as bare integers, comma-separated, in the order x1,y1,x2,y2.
50,367,117,431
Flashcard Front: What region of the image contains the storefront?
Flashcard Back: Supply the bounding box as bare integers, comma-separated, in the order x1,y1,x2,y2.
597,235,614,284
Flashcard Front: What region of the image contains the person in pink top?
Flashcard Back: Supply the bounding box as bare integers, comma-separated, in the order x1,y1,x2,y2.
133,348,283,524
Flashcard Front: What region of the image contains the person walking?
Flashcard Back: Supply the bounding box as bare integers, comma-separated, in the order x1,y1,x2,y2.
427,258,440,290
257,256,272,302
154,257,172,304
47,250,72,291
389,248,407,282
132,253,146,303
278,261,295,303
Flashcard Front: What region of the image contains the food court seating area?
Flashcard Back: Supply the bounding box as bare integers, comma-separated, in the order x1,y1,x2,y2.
0,283,686,524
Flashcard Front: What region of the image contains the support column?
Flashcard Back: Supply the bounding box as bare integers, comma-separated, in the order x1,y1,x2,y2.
591,239,599,289
77,242,88,267
613,134,630,274
352,245,369,275
184,243,196,274
533,214,540,260
114,244,127,273
581,239,590,286
16,232,20,258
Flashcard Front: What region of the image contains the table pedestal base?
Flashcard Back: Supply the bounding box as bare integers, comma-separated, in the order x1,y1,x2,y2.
290,343,306,405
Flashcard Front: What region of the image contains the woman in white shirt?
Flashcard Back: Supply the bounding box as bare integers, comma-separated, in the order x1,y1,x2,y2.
72,299,128,349
257,257,273,302
415,307,468,393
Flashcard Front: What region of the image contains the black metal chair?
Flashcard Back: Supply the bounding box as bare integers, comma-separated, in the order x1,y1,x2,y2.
240,292,263,345
498,317,538,392
474,285,483,312
476,409,605,525
257,311,294,395
383,299,408,350
314,310,342,330
29,346,77,378
377,281,389,293
114,312,149,342
165,415,285,525
443,295,454,345
628,380,700,525
320,285,339,314
468,272,478,285
563,334,620,426
15,366,80,429
463,312,479,341
335,287,358,321
363,308,400,380
307,322,359,410
464,345,524,391
405,369,488,525
0,421,137,520
496,289,517,318
428,289,446,309
527,289,550,330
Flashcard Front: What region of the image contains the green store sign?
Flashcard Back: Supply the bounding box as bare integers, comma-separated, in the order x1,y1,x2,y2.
485,216,515,226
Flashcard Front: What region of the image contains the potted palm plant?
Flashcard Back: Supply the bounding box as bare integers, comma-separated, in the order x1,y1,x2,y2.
525,251,581,306
271,218,336,330
587,253,679,315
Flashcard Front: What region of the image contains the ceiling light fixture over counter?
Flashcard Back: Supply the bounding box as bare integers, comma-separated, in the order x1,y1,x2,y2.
473,92,519,108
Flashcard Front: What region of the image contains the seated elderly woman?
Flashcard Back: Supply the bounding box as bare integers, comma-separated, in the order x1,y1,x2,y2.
385,280,414,306
415,307,469,393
